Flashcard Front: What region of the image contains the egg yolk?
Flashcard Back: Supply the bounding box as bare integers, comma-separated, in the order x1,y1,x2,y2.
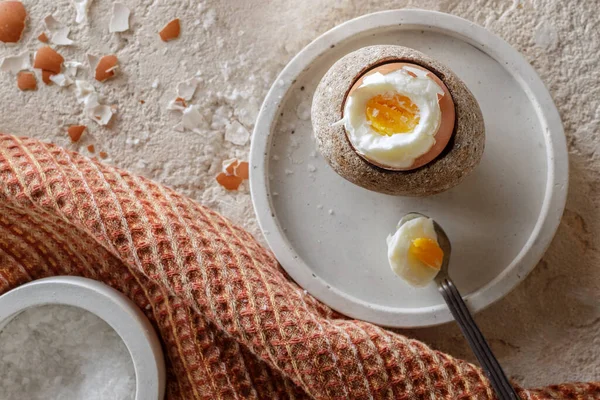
365,93,420,136
409,237,443,270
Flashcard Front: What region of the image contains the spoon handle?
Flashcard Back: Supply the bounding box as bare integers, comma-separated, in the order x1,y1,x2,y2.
437,277,520,400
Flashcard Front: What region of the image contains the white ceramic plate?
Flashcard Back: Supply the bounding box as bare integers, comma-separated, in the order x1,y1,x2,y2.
250,10,567,328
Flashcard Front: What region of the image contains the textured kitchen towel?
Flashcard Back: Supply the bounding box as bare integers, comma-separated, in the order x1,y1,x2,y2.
0,134,598,400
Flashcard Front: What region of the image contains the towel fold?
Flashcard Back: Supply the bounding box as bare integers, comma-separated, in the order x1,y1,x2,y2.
0,134,597,399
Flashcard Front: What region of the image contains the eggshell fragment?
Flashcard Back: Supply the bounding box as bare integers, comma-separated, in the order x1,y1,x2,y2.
50,73,72,87
216,172,243,191
181,105,204,132
234,161,249,180
223,158,238,175
38,32,49,43
17,71,36,91
0,52,30,74
167,97,187,111
41,70,55,84
224,121,250,146
68,125,86,142
109,3,130,33
159,19,180,41
87,144,95,153
99,151,108,159
0,1,26,43
34,47,64,74
176,78,198,100
44,15,74,45
72,0,93,24
95,55,118,82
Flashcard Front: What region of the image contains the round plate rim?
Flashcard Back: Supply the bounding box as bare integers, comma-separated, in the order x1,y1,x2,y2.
250,9,568,327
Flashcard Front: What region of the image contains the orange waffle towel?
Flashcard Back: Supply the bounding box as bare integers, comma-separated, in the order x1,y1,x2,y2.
0,134,598,399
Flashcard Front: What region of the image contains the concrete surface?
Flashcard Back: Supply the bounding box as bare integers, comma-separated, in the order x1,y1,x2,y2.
0,0,598,390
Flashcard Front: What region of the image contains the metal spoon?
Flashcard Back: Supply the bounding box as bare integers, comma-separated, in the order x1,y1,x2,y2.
400,213,519,400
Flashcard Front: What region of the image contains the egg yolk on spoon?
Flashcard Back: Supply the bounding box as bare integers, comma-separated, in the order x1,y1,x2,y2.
366,93,420,136
409,237,443,270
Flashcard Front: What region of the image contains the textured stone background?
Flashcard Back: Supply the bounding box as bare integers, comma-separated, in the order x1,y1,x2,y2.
1,0,598,389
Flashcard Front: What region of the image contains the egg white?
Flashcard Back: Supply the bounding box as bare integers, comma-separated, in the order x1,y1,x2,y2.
343,67,444,169
387,216,440,287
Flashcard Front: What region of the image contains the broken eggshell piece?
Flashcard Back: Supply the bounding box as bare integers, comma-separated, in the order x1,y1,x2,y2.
43,14,74,45
72,0,93,24
109,3,130,33
0,1,27,43
1,52,30,74
95,55,118,82
75,80,114,125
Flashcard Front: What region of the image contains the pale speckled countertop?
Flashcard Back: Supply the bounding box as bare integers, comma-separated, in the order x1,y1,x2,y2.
0,0,598,390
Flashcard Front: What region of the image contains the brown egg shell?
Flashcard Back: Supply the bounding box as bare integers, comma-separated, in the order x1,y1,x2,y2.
0,1,26,43
345,62,456,171
33,46,64,74
95,55,118,82
159,19,180,42
17,71,36,91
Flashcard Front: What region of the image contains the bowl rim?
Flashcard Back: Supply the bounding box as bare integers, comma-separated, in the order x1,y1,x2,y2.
0,276,166,400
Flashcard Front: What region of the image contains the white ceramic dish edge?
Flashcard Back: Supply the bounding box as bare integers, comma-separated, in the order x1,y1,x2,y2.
250,10,568,327
0,276,166,400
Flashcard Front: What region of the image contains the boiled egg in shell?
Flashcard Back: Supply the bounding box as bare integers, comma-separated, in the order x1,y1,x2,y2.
387,216,444,287
343,63,455,170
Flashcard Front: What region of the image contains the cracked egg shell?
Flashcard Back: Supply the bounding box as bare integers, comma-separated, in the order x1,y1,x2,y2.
17,71,36,91
0,1,26,43
311,45,485,197
34,46,64,74
159,19,180,42
95,55,118,82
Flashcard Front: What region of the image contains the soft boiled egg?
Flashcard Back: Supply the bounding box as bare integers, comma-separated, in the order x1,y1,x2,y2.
387,216,444,287
343,63,455,170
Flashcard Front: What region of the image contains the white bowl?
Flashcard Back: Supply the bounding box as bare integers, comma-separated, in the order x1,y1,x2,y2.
0,276,166,400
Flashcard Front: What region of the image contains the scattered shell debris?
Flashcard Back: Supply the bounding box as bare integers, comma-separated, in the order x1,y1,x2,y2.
75,80,114,125
0,1,26,43
72,0,93,24
44,15,74,46
109,3,130,33
38,32,49,43
216,159,250,191
41,70,54,85
1,52,30,74
167,97,187,111
176,77,199,100
17,71,36,91
67,125,86,142
224,120,250,146
159,18,180,41
34,47,64,74
95,55,118,82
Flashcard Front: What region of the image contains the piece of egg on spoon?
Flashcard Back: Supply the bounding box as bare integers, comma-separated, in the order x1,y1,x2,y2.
343,63,455,170
387,216,444,287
